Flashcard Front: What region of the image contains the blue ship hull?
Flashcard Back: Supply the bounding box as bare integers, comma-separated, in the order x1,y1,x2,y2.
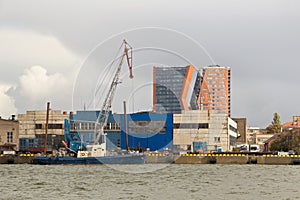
33,154,145,165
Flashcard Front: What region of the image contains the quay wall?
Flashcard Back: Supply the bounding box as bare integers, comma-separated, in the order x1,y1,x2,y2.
0,154,34,164
1,153,300,165
174,155,211,164
146,153,175,163
146,154,300,165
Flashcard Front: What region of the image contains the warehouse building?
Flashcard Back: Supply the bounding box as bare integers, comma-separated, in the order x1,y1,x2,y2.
120,112,173,151
69,110,121,150
68,110,173,152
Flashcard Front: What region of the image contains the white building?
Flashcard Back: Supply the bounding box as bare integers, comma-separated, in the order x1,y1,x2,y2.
173,110,238,152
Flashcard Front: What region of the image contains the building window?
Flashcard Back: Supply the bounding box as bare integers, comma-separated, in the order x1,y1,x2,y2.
48,124,63,129
173,123,209,129
81,123,88,130
214,137,220,142
89,123,95,130
129,121,166,134
229,135,236,146
198,123,209,129
229,125,237,133
7,132,13,143
29,139,35,147
35,124,43,129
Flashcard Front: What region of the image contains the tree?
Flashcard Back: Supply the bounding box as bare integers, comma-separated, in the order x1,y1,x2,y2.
266,112,282,134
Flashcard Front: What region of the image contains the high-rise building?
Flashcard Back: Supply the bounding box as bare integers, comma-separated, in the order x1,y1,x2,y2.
153,65,201,113
198,65,231,116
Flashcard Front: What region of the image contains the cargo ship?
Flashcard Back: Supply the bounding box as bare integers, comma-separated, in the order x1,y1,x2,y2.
33,153,145,165
33,143,145,165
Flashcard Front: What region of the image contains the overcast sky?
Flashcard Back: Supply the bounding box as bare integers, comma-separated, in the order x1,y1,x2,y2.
0,0,300,127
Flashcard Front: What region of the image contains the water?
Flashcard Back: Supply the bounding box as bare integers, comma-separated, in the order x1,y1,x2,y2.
0,164,299,200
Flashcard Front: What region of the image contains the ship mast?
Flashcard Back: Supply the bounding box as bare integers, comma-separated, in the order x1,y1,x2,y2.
123,101,129,151
44,102,50,155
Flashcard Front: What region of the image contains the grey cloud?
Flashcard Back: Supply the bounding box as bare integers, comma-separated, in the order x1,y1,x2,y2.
1,0,300,127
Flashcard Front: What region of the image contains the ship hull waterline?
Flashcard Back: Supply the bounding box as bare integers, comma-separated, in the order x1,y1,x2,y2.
33,154,145,165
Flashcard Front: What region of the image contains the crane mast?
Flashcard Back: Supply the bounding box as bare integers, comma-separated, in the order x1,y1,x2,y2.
94,40,133,146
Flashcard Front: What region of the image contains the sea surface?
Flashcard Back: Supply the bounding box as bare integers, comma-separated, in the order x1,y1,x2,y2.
0,164,299,200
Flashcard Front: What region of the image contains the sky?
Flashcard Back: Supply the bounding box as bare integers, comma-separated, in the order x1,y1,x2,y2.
0,0,300,127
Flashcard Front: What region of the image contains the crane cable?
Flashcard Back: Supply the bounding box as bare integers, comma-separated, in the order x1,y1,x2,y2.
131,78,135,113
94,54,123,108
86,42,124,109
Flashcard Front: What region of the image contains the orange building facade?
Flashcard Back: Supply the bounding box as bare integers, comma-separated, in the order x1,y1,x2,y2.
198,65,231,116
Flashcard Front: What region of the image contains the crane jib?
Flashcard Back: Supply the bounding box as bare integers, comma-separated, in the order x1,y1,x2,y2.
94,40,133,146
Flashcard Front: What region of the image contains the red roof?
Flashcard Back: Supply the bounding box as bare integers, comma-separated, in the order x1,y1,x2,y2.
283,121,300,128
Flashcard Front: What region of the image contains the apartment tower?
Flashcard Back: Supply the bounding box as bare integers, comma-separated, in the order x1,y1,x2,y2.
198,65,231,116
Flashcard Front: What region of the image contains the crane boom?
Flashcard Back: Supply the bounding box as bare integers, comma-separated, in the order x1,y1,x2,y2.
94,40,133,145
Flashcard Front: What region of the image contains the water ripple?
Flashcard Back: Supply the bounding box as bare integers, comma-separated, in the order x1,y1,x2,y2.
0,164,300,200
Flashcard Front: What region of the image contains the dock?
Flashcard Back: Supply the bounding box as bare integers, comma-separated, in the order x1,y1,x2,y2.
1,153,300,165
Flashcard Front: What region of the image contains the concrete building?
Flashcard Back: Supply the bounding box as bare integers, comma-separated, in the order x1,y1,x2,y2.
198,65,231,116
246,127,267,144
173,110,238,152
243,127,273,151
254,133,275,151
153,65,201,113
0,117,19,151
18,110,69,152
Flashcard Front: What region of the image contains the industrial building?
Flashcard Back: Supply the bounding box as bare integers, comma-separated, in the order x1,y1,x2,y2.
120,112,173,151
69,110,122,150
68,110,173,152
0,116,19,151
199,65,231,116
153,65,201,113
18,110,69,152
173,110,238,152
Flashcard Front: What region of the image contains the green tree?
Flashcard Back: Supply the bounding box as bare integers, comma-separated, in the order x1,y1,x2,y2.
266,112,282,134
